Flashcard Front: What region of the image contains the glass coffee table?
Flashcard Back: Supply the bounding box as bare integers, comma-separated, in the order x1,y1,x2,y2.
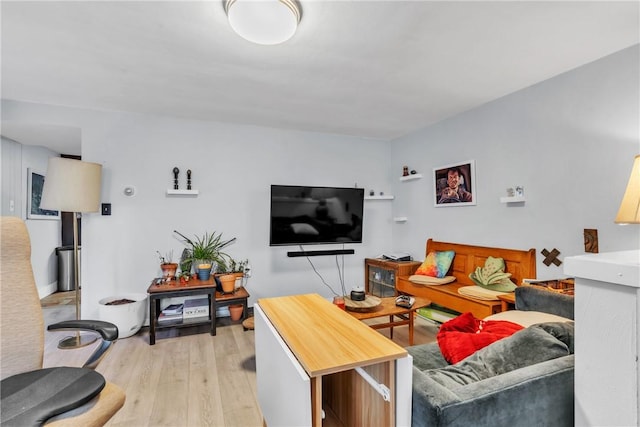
345,295,431,345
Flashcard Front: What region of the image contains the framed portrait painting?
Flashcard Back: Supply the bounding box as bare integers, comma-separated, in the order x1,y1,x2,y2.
433,160,477,207
27,168,60,220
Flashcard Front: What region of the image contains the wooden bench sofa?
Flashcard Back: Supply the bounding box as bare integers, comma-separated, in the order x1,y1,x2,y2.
397,238,536,318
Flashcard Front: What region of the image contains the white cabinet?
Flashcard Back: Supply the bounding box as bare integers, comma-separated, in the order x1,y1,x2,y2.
564,250,640,427
255,305,311,426
255,294,413,427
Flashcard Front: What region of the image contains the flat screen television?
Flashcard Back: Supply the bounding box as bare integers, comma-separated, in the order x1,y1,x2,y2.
270,185,364,246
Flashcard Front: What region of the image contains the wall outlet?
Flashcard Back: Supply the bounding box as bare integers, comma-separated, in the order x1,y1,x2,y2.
244,264,252,278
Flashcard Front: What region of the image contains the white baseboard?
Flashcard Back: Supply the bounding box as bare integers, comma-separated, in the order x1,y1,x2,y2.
38,282,57,299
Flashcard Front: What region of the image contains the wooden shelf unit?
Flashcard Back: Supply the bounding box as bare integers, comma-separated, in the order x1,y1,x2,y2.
147,278,249,345
364,258,421,297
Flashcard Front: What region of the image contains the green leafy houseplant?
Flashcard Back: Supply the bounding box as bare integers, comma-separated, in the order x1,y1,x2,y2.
218,258,249,274
217,257,248,293
174,230,235,277
178,248,192,278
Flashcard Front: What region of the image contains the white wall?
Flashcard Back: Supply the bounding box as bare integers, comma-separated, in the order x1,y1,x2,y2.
390,45,640,279
1,100,395,318
1,137,62,296
3,45,639,315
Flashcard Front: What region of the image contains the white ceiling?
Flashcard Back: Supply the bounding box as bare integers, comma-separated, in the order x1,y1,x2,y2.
1,1,639,155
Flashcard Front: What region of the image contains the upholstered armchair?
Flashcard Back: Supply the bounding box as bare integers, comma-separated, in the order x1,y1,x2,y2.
0,216,125,426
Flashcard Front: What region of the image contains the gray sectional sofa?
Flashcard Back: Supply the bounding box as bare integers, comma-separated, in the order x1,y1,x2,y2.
407,286,575,427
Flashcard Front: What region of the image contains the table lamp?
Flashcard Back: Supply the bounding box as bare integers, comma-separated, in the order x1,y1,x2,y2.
615,154,640,224
41,157,102,349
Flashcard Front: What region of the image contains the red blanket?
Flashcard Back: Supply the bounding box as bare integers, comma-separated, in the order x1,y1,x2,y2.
437,312,524,364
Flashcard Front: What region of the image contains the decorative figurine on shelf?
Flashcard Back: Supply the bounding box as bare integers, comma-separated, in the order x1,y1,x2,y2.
369,190,375,196
410,169,417,175
172,167,179,190
515,186,524,197
403,166,409,176
379,191,384,196
187,169,192,190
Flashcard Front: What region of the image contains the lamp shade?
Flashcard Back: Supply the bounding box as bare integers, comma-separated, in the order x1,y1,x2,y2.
225,0,301,45
40,157,102,213
615,155,640,224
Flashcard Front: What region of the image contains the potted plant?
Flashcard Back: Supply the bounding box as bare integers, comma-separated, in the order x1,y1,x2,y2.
218,274,236,293
174,230,235,281
229,304,244,321
178,248,192,283
217,257,248,293
157,250,178,280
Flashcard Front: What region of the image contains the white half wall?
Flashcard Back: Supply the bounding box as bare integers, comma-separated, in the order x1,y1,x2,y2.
390,45,640,279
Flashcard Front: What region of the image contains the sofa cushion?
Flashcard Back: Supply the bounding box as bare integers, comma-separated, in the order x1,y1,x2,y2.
485,310,573,327
407,342,450,371
425,323,572,390
437,312,523,363
408,275,456,285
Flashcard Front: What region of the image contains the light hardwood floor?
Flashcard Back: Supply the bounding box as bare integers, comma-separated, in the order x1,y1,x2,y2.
43,304,438,427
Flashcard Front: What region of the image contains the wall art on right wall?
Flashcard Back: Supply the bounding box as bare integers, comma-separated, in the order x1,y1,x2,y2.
584,228,599,253
433,160,476,207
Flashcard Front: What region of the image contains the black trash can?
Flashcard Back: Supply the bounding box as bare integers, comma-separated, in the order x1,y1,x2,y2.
56,246,81,292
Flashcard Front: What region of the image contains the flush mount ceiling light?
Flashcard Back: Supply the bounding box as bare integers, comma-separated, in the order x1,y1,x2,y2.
224,0,301,45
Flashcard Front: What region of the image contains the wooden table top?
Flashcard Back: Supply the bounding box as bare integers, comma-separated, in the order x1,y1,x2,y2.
147,277,217,293
347,296,431,321
147,278,250,299
497,292,516,304
216,287,249,301
258,293,407,377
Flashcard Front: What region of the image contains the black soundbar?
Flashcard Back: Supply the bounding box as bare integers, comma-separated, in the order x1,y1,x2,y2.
287,249,355,257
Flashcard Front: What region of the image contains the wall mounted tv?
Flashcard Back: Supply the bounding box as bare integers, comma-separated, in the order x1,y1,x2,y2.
270,185,364,246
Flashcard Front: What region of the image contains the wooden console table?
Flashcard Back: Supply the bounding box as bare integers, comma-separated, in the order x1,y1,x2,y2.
147,278,249,345
347,295,431,345
255,294,412,426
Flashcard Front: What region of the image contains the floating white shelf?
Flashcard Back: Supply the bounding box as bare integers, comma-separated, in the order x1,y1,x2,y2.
500,196,526,204
393,217,408,223
166,189,199,196
399,174,423,182
364,195,394,200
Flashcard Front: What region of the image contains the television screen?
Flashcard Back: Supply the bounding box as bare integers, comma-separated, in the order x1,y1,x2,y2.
270,185,364,246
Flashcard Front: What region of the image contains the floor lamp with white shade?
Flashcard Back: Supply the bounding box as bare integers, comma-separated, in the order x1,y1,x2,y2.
41,157,102,349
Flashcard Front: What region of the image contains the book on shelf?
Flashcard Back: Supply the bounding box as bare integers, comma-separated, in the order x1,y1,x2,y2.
162,303,183,315
158,312,182,324
183,297,209,319
216,306,230,318
182,315,209,324
417,304,460,324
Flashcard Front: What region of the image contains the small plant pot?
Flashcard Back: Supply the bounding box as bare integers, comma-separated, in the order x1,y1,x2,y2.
160,263,178,280
196,263,212,281
229,304,244,322
219,274,236,293
233,272,244,289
